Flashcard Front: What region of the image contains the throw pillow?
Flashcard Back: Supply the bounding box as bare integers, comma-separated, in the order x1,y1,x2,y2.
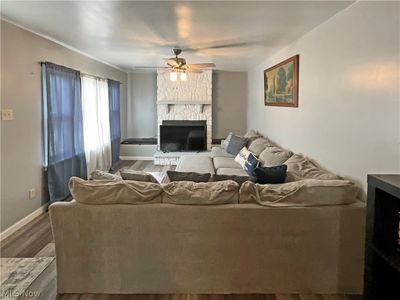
259,147,293,167
90,170,121,181
234,147,252,168
120,169,158,183
244,153,260,176
226,134,248,155
254,165,287,184
220,132,233,150
210,174,257,186
167,171,211,182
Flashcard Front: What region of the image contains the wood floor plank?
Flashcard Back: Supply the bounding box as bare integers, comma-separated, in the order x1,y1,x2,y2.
298,294,324,300
35,242,55,257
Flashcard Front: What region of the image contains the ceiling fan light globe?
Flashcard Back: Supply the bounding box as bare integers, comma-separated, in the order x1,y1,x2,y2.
170,71,178,82
180,72,188,81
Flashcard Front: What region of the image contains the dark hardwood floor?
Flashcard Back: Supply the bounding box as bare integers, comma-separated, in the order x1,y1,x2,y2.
0,160,362,300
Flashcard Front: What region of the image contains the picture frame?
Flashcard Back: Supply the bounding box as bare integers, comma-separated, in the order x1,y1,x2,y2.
264,55,299,107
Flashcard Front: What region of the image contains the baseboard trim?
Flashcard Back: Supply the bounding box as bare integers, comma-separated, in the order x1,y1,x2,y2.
120,156,154,161
0,202,50,242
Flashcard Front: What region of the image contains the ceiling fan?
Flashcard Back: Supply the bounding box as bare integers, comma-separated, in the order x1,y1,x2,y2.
136,48,215,81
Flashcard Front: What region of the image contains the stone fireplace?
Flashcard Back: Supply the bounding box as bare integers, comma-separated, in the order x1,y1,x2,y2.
156,69,212,150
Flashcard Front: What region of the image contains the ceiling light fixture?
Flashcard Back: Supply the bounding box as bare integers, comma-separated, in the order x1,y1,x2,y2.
180,72,187,81
170,71,178,82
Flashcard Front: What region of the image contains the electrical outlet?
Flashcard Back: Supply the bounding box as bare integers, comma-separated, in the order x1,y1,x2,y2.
29,188,36,200
1,109,13,121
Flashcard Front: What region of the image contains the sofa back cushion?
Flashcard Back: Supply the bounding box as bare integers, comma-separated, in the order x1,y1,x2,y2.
284,154,341,182
69,177,163,205
210,174,257,186
259,147,292,167
244,129,263,146
120,169,158,183
248,138,272,156
167,171,211,182
162,180,239,205
90,170,121,181
239,179,359,207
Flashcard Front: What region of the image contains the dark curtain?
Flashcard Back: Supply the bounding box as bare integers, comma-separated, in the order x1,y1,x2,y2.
108,79,121,169
43,62,87,202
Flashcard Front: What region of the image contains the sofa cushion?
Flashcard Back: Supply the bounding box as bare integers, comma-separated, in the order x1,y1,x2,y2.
213,157,242,170
255,165,287,184
120,169,158,183
284,154,341,182
167,171,211,183
244,129,263,146
239,179,359,207
226,134,248,156
176,155,215,174
69,177,162,205
259,146,293,167
162,180,239,205
248,137,272,156
90,170,121,181
211,146,235,158
216,168,249,176
210,174,257,186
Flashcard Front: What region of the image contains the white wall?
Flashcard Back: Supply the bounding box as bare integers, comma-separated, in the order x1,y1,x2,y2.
247,1,400,190
1,20,128,231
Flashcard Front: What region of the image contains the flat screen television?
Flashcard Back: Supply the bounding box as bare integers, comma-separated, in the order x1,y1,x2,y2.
160,124,206,152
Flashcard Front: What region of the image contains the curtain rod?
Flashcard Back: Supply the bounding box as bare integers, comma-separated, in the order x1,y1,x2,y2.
38,61,123,84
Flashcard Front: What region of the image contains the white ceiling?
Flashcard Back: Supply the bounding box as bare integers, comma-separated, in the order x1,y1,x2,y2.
1,1,354,72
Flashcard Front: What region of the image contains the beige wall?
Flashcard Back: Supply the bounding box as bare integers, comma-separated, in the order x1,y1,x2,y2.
127,73,158,138
126,71,247,140
213,71,247,139
1,20,128,231
247,1,400,190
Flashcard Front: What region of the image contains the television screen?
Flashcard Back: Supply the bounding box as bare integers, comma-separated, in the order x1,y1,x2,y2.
160,125,206,152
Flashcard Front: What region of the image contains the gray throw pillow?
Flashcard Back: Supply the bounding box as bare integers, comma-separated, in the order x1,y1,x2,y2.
226,134,248,155
221,132,233,150
210,174,257,186
120,170,158,183
90,170,122,181
167,171,211,183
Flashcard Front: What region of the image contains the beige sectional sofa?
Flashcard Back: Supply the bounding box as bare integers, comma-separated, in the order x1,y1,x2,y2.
49,130,366,295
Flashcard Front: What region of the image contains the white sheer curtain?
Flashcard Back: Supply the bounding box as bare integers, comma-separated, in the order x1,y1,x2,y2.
81,75,112,175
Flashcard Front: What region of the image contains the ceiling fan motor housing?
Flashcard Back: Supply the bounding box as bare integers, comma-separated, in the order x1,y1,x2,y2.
173,48,182,56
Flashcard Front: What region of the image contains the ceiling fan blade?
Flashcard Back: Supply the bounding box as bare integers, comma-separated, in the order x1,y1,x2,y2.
186,63,215,68
134,66,169,69
164,58,179,67
186,67,203,73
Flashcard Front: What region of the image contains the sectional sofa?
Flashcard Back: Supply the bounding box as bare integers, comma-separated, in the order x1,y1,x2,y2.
49,130,366,295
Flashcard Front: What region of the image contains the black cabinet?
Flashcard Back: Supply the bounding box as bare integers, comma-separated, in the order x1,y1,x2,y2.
364,175,400,300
